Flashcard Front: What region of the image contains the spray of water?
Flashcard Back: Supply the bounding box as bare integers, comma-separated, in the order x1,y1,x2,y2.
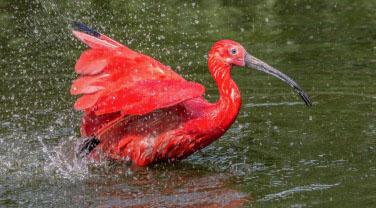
38,136,91,179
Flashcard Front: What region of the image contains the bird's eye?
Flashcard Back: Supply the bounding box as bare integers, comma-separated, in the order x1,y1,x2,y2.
231,48,237,55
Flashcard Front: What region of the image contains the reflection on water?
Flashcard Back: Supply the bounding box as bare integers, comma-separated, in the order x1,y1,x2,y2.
43,137,252,207
86,164,251,207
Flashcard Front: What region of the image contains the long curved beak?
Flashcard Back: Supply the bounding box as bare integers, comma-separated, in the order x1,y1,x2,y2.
244,52,312,107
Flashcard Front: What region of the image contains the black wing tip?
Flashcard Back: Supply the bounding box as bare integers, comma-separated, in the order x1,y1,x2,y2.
72,20,100,38
77,135,100,158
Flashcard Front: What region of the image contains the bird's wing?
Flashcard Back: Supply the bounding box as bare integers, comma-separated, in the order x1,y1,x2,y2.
71,22,185,111
71,22,205,138
77,79,205,137
94,80,205,115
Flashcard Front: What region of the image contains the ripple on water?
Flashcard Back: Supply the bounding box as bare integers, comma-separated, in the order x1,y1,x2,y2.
245,101,319,108
258,183,340,202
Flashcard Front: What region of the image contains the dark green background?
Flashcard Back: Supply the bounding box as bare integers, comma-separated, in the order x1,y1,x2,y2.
1,0,375,207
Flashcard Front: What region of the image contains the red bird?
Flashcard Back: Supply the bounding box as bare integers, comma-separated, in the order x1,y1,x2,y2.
70,21,312,166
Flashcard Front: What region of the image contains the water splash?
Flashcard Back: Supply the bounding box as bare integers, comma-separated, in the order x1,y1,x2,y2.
39,136,91,180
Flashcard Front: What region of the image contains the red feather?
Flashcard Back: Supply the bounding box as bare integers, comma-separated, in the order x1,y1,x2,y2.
71,31,185,111
75,49,111,75
72,31,118,49
94,80,205,115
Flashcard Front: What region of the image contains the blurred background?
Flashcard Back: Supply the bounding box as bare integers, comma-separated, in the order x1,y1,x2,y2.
0,0,375,207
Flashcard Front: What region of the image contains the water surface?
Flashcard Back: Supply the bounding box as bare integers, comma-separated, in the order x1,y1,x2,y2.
1,0,375,207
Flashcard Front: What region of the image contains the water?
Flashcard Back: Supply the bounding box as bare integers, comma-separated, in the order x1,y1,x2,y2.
1,0,375,207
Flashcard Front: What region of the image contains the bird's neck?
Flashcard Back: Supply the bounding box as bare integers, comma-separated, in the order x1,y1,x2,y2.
209,58,242,132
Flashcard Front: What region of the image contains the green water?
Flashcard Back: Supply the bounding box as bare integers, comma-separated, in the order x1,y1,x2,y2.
1,0,375,207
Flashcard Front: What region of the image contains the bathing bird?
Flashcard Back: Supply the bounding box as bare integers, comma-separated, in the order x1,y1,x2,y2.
70,21,312,166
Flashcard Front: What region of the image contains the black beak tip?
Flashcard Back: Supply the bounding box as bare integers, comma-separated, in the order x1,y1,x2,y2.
294,86,312,107
302,95,313,107
244,52,312,107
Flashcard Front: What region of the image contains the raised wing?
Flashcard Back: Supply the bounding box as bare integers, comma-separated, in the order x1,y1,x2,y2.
71,22,208,158
71,22,186,111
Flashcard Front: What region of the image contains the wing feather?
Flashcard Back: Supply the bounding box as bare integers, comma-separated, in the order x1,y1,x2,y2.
71,39,186,111
72,31,118,49
94,80,205,115
71,23,204,138
70,22,208,147
75,49,111,75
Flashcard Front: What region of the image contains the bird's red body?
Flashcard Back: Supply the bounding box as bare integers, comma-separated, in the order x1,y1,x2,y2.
71,22,311,166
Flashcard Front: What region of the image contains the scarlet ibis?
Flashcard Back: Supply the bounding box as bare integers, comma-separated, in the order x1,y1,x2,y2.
70,21,312,166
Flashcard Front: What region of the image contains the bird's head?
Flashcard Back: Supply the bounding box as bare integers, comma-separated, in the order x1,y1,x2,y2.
209,40,312,107
209,40,247,67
